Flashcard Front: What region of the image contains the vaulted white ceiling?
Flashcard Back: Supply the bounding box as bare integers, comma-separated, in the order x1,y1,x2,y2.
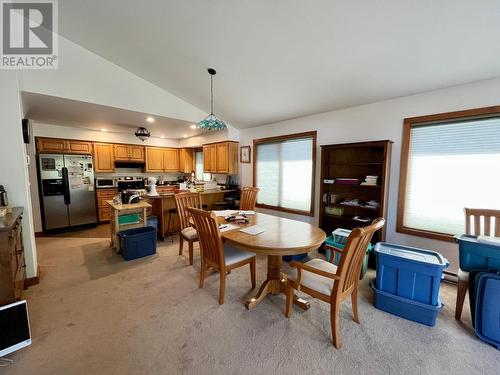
58,0,500,128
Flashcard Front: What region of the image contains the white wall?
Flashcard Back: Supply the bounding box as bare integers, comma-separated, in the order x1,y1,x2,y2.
0,72,38,278
18,36,206,123
240,77,500,273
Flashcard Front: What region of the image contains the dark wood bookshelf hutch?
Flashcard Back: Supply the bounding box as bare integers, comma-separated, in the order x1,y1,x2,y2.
319,140,393,245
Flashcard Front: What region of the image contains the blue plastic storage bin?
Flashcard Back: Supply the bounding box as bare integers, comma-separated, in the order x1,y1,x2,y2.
147,215,158,231
324,236,372,279
371,281,443,327
118,226,157,261
456,235,500,272
474,272,500,350
283,253,308,262
374,242,448,306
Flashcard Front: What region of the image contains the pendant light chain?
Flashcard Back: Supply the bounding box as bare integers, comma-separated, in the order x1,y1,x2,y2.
210,74,214,115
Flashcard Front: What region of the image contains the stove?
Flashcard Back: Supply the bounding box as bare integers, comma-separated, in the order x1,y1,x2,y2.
116,176,145,191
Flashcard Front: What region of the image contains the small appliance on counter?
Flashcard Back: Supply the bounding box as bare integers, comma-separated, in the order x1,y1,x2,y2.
0,185,8,207
147,177,159,196
121,190,142,204
95,178,116,188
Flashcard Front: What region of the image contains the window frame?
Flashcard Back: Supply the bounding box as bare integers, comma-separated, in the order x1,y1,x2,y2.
253,131,317,217
397,105,500,242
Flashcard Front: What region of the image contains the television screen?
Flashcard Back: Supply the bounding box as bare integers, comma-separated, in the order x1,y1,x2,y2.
0,300,31,357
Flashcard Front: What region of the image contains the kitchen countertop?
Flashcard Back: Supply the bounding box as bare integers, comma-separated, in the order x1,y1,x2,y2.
145,189,235,199
105,201,151,211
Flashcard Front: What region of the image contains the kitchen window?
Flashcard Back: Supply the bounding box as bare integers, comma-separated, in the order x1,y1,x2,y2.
397,106,500,242
195,150,211,182
254,131,316,216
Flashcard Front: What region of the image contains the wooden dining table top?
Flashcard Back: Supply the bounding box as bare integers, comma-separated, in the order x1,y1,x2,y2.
218,212,326,256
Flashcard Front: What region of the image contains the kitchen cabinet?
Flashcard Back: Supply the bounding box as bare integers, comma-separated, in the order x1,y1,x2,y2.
203,141,238,174
36,137,92,155
113,144,145,162
96,188,118,222
145,147,164,172
179,148,194,173
93,143,115,172
203,144,217,173
163,148,179,172
0,208,26,305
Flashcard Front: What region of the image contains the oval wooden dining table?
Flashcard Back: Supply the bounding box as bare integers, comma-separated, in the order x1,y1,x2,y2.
219,212,326,310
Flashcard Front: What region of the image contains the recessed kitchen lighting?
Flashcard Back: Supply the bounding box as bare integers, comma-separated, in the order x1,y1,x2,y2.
183,134,187,138
146,116,155,123
160,135,165,138
100,128,107,132
190,124,197,129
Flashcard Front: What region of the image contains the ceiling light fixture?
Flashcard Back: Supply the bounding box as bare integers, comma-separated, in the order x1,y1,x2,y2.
197,68,227,131
160,135,165,138
135,127,150,141
100,128,107,132
183,134,187,138
190,124,197,129
146,116,155,123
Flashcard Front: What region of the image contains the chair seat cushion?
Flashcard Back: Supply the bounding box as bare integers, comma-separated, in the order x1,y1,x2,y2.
181,227,198,241
289,258,337,295
224,244,255,266
458,268,469,282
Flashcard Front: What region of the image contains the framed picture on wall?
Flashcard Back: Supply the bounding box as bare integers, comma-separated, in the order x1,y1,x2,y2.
240,146,251,163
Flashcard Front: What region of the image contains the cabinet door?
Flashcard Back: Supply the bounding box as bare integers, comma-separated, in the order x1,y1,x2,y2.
145,147,164,172
93,143,115,172
129,146,145,162
179,148,194,173
227,142,239,174
163,148,179,172
209,145,217,173
113,144,130,161
203,145,211,172
216,143,229,173
36,138,67,153
66,140,92,155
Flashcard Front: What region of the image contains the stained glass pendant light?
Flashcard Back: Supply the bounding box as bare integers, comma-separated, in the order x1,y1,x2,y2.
198,68,227,131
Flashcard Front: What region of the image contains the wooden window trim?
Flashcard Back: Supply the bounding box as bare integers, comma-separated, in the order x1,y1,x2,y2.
253,131,317,217
397,105,500,242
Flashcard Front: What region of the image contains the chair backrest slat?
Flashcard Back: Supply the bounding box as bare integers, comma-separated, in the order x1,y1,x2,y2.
187,207,224,269
175,192,202,230
464,208,500,237
240,187,260,211
332,218,385,298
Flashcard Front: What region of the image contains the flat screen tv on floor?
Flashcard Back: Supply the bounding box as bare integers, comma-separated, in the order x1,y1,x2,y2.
0,300,31,357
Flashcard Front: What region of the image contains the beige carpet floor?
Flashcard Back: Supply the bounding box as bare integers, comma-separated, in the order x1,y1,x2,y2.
3,230,499,375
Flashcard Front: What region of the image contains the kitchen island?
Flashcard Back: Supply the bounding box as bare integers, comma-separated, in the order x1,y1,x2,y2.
143,189,235,241
106,200,152,252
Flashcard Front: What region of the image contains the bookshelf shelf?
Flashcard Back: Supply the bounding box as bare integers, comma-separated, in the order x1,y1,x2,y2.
319,140,393,244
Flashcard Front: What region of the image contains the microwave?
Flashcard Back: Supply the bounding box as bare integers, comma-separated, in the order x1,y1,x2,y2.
95,178,116,188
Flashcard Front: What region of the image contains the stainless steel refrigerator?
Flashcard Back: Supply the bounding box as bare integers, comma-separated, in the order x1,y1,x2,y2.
38,154,97,231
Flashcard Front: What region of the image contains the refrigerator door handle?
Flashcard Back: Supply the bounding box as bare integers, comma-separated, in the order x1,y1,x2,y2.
62,167,71,205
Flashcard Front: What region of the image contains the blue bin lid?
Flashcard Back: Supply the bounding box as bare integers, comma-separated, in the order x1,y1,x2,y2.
374,242,448,267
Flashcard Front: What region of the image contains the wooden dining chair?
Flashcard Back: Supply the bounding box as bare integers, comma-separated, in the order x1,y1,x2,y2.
240,187,260,211
175,192,202,265
455,208,500,320
187,207,256,304
285,218,385,348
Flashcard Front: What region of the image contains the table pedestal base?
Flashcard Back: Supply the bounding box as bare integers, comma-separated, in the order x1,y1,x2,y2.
245,255,310,310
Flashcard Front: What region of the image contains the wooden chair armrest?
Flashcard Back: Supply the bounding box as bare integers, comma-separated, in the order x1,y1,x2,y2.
289,261,339,280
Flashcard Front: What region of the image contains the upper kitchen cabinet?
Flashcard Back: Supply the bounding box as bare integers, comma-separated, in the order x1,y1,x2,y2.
145,147,164,172
93,143,115,172
36,137,92,155
204,141,238,174
203,144,217,173
163,148,179,172
179,148,194,173
113,144,145,162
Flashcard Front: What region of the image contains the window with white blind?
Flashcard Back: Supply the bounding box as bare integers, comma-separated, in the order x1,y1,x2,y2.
254,131,316,215
398,108,500,241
